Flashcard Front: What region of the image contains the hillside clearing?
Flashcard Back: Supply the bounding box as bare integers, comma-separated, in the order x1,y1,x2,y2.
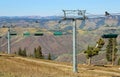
0,54,120,77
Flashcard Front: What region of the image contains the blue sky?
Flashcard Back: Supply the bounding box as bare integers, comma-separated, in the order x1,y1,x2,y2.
0,0,120,16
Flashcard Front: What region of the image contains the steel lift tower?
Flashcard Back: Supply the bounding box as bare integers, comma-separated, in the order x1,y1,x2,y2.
61,10,87,73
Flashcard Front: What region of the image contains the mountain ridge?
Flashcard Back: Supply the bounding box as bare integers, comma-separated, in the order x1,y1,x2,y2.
0,15,120,30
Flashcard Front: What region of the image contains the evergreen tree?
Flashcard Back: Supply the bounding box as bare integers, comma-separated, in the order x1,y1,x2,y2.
96,38,105,48
14,52,17,55
84,38,105,65
106,38,113,62
34,46,44,59
84,46,92,65
34,47,40,58
23,48,27,57
48,53,52,60
37,45,43,59
84,46,97,65
18,47,27,57
106,38,118,65
18,47,22,56
118,58,120,65
34,48,37,58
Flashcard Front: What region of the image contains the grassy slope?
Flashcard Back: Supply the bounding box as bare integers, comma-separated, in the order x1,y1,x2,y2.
0,54,120,77
1,28,120,65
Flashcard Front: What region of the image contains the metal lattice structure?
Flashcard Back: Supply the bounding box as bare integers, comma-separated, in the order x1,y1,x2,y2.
62,10,86,20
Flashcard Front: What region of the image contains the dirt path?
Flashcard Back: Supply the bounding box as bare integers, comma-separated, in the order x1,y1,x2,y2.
92,69,120,76
15,57,72,68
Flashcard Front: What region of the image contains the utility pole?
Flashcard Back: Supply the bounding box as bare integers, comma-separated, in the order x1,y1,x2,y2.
7,27,10,54
72,19,77,72
62,10,86,73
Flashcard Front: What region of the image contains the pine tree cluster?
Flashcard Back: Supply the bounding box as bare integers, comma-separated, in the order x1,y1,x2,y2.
118,58,120,65
106,38,118,65
18,47,27,57
84,38,105,65
34,46,44,59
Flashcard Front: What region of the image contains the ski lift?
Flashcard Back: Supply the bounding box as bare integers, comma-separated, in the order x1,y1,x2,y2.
34,29,44,36
101,26,118,38
10,31,17,36
54,31,63,36
53,22,64,36
8,26,17,36
23,31,31,37
33,25,44,36
102,34,118,38
34,31,44,36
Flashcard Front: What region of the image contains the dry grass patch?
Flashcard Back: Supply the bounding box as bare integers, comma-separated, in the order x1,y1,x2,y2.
0,54,120,77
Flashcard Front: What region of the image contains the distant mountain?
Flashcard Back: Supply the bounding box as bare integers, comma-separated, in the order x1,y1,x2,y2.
0,15,120,65
0,15,120,30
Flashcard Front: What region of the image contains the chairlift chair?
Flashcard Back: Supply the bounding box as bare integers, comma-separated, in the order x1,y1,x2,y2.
53,22,64,36
54,31,63,36
102,33,118,38
23,31,31,37
33,26,44,36
34,32,44,36
10,31,17,36
101,26,118,38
